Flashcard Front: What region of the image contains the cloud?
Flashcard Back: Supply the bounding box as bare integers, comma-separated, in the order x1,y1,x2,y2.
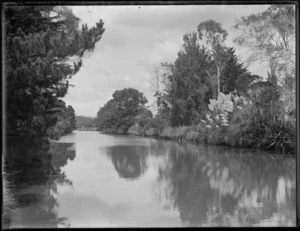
96,69,111,76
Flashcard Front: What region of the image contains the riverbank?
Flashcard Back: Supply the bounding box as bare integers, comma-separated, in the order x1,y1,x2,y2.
128,124,199,142
76,127,98,131
126,122,295,155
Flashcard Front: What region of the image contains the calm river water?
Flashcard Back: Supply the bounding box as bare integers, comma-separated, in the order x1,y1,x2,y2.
8,131,296,227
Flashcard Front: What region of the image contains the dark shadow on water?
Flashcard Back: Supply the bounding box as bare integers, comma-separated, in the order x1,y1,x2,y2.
153,141,296,226
6,141,76,228
105,145,149,180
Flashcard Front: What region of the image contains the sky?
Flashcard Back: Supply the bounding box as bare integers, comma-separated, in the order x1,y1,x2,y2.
64,5,270,117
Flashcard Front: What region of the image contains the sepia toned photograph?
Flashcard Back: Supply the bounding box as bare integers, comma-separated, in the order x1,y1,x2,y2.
2,1,297,228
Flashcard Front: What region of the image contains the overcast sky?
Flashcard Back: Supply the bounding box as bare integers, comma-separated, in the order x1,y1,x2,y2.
64,5,270,117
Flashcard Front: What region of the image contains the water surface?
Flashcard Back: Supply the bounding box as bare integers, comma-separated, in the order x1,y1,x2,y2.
8,131,296,227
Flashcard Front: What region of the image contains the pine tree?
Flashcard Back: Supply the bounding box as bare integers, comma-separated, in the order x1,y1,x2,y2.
220,48,260,95
4,5,105,140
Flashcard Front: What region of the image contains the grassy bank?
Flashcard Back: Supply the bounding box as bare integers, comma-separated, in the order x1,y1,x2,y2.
127,121,295,155
128,123,200,142
131,93,293,155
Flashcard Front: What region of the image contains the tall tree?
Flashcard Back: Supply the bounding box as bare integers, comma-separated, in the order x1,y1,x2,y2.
149,63,172,121
233,4,295,85
219,48,261,95
197,19,230,98
96,88,148,133
4,5,105,140
153,27,257,126
168,32,213,126
233,4,295,116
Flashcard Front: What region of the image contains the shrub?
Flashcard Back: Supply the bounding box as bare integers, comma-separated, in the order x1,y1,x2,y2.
160,126,177,139
239,113,296,153
197,91,296,154
145,117,168,131
197,92,251,145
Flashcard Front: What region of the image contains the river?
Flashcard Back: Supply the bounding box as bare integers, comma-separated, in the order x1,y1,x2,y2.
7,131,296,227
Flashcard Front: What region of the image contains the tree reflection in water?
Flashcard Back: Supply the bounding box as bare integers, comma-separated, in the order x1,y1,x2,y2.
105,145,148,180
152,141,295,227
6,134,295,227
8,142,76,228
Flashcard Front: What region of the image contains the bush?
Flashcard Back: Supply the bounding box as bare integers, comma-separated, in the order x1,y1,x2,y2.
197,91,296,154
144,117,168,131
265,119,296,153
239,114,296,153
160,126,177,139
197,92,249,145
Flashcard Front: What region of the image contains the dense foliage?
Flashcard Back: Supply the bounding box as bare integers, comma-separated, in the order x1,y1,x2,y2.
5,5,105,141
152,22,260,127
95,88,149,134
233,4,295,115
142,5,295,154
47,100,76,140
75,116,96,129
197,89,295,153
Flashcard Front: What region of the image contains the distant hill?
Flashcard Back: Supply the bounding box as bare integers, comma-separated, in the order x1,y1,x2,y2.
75,116,96,129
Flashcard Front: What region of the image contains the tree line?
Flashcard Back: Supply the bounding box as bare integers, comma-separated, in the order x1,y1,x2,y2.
75,116,96,129
95,4,295,154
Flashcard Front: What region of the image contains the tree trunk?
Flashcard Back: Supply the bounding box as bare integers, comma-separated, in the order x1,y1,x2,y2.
216,66,220,99
269,57,278,85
